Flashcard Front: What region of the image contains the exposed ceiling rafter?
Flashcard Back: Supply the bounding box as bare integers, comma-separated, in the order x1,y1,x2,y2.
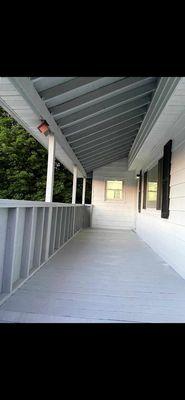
50,77,156,119
69,122,140,150
72,127,138,153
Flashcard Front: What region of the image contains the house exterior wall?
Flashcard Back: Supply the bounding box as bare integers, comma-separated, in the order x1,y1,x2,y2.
92,158,137,230
136,138,185,279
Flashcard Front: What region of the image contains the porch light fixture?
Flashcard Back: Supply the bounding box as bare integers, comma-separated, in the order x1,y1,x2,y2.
37,120,50,136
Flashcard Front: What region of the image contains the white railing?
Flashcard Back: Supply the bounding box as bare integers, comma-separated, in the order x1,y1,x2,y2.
0,200,91,304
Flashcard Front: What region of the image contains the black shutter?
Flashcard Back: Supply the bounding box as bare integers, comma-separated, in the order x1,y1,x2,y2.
156,157,163,210
138,170,142,213
143,171,147,209
161,140,172,218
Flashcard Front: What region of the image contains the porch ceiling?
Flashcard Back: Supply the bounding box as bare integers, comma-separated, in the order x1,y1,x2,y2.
31,77,159,172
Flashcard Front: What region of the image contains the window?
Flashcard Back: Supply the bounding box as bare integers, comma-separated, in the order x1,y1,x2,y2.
105,180,123,200
147,164,158,208
143,171,147,209
156,158,163,210
143,160,163,210
138,170,142,212
142,140,172,214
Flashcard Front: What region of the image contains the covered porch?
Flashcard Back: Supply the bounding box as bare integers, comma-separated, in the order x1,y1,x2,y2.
1,227,185,323
0,76,185,323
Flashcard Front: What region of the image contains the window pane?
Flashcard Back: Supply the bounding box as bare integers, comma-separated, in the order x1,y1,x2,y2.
106,180,122,190
114,190,122,199
147,165,158,208
106,190,115,200
148,182,157,201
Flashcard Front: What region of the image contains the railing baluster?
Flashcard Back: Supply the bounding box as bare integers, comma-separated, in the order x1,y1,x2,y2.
2,208,25,293
66,207,69,240
40,207,49,264
55,207,62,250
64,207,69,242
0,208,8,294
76,206,78,233
68,207,71,238
21,207,37,278
71,207,74,237
77,207,79,231
70,207,74,238
73,207,75,234
65,207,68,241
44,207,52,261
33,208,45,269
49,207,57,257
59,207,64,247
12,207,25,286
52,207,58,253
28,207,38,273
61,207,67,245
68,207,72,240
2,208,16,293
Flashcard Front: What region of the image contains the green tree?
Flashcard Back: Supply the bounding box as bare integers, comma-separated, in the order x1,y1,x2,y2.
0,107,91,203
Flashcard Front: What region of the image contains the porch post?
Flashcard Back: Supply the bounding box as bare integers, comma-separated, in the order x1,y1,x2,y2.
72,165,78,204
45,132,55,202
82,177,86,204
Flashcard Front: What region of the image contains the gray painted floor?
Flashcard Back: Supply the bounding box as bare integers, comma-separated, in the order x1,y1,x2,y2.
1,228,185,323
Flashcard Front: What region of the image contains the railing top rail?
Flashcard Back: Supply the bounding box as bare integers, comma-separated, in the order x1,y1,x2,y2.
0,199,92,208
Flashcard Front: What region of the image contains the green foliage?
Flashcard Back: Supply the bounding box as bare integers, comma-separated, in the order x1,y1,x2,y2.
0,107,91,203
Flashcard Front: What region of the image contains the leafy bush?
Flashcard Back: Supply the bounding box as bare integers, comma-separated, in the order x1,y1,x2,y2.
0,107,91,203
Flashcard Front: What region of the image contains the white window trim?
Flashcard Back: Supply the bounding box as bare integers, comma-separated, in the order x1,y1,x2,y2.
145,163,159,210
141,208,161,216
104,179,126,202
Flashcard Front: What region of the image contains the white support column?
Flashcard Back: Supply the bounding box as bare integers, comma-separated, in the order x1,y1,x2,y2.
82,177,86,205
72,166,78,204
45,133,55,202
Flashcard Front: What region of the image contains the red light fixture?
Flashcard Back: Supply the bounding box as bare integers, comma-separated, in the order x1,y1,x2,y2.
37,120,50,135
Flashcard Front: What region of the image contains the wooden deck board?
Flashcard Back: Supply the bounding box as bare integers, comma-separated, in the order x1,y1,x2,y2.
1,228,185,323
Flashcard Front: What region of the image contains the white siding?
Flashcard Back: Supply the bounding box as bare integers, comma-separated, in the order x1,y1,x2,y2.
136,140,185,278
92,158,137,230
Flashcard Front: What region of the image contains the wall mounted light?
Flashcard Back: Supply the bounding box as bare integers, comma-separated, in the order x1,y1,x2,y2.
37,120,50,136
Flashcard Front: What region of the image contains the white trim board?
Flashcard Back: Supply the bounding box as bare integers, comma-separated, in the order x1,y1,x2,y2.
0,77,86,177
128,78,185,173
